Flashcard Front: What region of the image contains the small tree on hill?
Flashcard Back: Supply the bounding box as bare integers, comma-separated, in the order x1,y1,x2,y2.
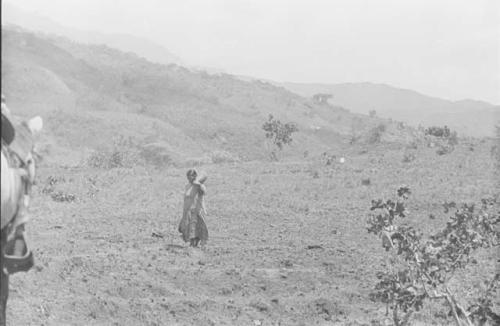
312,93,333,105
425,125,451,138
262,114,298,160
425,125,459,155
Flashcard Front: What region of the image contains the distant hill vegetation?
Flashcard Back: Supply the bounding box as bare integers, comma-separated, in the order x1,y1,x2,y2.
2,26,410,166
279,82,500,138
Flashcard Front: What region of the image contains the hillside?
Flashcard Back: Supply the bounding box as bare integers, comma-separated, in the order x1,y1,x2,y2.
1,26,409,166
2,3,183,66
279,82,500,138
2,18,499,326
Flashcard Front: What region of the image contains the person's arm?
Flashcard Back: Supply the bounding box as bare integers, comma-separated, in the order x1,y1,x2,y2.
193,181,206,195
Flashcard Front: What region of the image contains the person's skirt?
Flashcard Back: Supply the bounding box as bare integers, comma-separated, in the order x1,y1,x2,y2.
178,209,208,245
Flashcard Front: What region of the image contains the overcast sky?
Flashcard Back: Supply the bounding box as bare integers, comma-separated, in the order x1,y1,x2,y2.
5,0,500,104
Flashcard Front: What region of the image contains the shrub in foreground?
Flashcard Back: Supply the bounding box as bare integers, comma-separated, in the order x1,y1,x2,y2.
367,187,499,326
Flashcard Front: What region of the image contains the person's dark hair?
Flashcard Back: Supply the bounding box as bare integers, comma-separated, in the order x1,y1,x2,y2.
186,168,197,179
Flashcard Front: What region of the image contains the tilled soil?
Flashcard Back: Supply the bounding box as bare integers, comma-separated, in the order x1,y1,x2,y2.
6,142,498,325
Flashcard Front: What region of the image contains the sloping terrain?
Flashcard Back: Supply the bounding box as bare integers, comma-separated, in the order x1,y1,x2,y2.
2,26,410,165
279,81,500,138
2,23,499,326
2,3,183,66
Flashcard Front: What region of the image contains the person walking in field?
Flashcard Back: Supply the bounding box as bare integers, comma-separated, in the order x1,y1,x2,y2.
178,168,208,247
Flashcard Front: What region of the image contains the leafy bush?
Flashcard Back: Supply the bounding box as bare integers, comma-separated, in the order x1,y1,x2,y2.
262,114,299,151
367,188,500,326
425,125,454,138
424,126,459,154
41,175,66,195
425,126,458,141
87,136,143,169
50,191,77,202
40,175,77,202
321,152,337,166
262,114,299,160
368,123,387,144
87,149,134,169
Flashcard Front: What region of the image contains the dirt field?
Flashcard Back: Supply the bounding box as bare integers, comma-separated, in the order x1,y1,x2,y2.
6,140,499,325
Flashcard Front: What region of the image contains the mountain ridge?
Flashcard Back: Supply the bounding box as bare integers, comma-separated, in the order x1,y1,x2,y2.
2,3,183,66
4,2,497,138
277,81,499,137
